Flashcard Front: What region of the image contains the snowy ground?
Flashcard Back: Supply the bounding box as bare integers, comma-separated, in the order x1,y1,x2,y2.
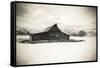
16,35,96,65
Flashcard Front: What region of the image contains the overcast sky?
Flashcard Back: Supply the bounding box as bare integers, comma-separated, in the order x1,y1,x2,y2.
16,3,97,33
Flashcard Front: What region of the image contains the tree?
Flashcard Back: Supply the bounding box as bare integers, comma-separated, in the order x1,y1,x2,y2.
78,30,86,36
89,31,96,36
16,27,30,35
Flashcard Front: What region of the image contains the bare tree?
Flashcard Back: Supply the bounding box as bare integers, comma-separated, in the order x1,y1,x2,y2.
78,30,86,37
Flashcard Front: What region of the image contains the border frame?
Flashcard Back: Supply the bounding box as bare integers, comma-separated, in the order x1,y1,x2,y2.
10,1,98,67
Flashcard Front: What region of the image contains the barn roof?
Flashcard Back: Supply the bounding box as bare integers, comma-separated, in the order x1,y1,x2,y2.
44,24,61,32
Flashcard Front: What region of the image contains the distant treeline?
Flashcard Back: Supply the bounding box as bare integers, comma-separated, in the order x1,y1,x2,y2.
70,30,96,36
16,27,31,35
16,27,96,36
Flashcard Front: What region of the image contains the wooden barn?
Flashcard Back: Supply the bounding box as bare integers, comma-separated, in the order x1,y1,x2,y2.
30,24,70,41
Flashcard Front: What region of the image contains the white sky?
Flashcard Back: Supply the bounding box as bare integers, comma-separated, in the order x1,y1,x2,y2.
16,3,97,33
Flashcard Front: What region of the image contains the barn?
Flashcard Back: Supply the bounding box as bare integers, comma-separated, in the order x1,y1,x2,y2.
30,24,70,42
